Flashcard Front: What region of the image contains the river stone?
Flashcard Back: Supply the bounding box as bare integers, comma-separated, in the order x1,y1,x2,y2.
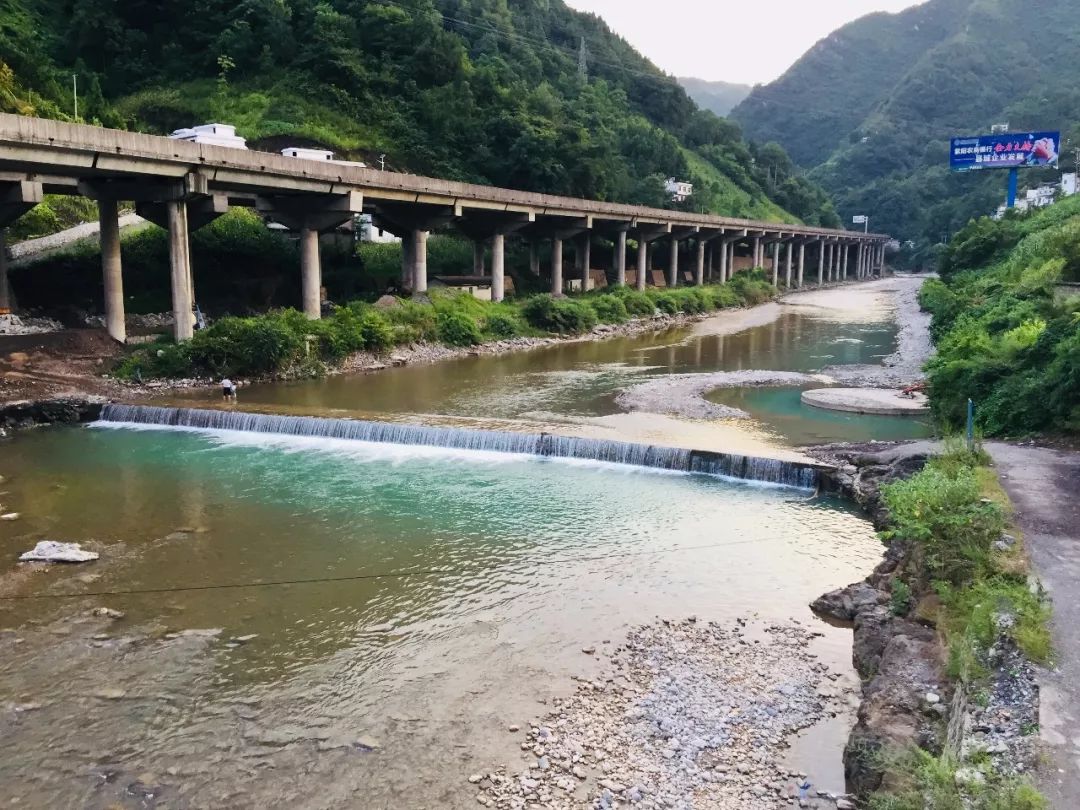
19,541,98,563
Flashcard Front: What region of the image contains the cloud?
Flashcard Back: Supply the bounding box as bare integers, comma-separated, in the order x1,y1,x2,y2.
565,0,922,85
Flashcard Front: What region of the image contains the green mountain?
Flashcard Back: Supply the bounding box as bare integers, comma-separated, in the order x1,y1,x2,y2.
0,0,839,227
678,77,751,117
730,0,1080,255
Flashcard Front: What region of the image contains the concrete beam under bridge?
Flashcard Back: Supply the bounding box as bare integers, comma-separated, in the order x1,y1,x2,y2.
455,211,535,301
78,174,223,341
631,223,671,291
371,201,455,297
260,190,363,318
522,215,592,296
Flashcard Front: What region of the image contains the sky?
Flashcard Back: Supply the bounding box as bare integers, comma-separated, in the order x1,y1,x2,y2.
563,0,924,86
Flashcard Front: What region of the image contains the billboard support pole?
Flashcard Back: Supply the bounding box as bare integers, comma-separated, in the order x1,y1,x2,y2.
1007,167,1019,208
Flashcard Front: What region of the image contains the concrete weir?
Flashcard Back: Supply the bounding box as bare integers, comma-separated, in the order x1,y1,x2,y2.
98,404,830,489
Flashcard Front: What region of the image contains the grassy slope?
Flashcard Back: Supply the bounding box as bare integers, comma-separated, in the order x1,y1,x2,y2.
680,148,799,224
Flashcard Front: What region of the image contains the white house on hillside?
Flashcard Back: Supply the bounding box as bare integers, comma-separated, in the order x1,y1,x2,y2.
993,173,1078,220
169,123,247,149
665,178,693,203
280,147,367,168
358,213,400,244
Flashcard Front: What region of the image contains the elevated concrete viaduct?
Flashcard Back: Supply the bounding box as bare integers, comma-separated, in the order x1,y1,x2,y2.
0,115,891,342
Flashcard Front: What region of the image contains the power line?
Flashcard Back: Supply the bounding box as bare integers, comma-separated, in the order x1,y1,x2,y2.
0,535,780,602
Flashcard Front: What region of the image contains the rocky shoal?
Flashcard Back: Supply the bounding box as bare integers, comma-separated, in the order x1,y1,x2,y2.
470,618,857,810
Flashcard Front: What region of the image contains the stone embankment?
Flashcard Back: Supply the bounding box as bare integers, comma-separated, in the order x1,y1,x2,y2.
809,441,1042,799
810,441,944,795
0,395,105,435
471,618,857,810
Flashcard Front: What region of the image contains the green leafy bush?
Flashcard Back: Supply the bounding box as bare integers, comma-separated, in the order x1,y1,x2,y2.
437,310,483,346
880,463,1006,586
708,285,741,309
890,579,912,616
648,291,680,315
611,288,656,317
726,271,775,305
521,294,598,334
353,308,395,351
588,294,629,323
384,300,439,342
186,313,303,377
484,309,526,339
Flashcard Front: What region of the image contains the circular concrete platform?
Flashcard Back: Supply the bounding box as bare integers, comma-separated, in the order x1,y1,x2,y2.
801,387,929,415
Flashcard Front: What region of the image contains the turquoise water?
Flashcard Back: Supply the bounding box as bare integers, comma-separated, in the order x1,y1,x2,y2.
707,386,933,445
0,424,882,808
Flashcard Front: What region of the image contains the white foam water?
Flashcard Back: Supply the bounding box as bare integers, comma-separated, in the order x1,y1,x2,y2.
97,405,824,489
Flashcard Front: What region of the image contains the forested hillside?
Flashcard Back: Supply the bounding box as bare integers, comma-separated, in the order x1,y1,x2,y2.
919,197,1080,436
731,0,1080,256
677,78,751,118
0,0,839,227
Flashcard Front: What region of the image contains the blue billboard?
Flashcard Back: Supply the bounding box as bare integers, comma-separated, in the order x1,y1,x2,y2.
951,131,1060,172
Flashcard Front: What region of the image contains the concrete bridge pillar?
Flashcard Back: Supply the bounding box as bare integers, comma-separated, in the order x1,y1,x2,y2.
167,200,195,341
668,236,680,288
752,236,762,268
529,240,541,276
412,229,430,295
0,231,9,314
577,233,591,291
816,240,825,286
771,242,781,286
299,226,321,317
614,229,627,287
551,238,564,296
797,242,806,288
98,198,126,342
843,244,851,281
785,242,794,288
833,242,841,281
636,238,648,291
694,239,706,286
473,240,486,276
491,233,505,301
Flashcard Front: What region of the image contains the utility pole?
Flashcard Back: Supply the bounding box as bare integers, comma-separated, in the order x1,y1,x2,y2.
578,37,588,81
378,154,386,172
72,74,78,121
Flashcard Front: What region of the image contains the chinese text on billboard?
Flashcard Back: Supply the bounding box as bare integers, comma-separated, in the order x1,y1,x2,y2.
950,132,1060,172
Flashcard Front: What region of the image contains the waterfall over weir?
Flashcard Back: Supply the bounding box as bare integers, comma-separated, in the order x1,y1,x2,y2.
98,405,825,489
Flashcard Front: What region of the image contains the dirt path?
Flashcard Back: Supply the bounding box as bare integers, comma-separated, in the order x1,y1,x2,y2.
987,442,1080,808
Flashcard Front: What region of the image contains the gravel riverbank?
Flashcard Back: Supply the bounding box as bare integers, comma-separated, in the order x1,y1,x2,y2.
471,618,856,810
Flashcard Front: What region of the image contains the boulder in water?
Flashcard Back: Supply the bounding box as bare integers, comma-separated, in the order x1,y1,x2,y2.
19,541,99,564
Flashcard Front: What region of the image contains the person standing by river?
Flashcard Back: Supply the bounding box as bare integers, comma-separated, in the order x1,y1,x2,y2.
221,377,237,401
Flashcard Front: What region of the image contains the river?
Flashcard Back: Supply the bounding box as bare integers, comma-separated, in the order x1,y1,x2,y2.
0,278,930,808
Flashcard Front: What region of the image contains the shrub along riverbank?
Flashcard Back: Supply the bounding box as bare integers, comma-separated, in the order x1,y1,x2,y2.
919,195,1080,436
864,443,1049,810
114,273,776,380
